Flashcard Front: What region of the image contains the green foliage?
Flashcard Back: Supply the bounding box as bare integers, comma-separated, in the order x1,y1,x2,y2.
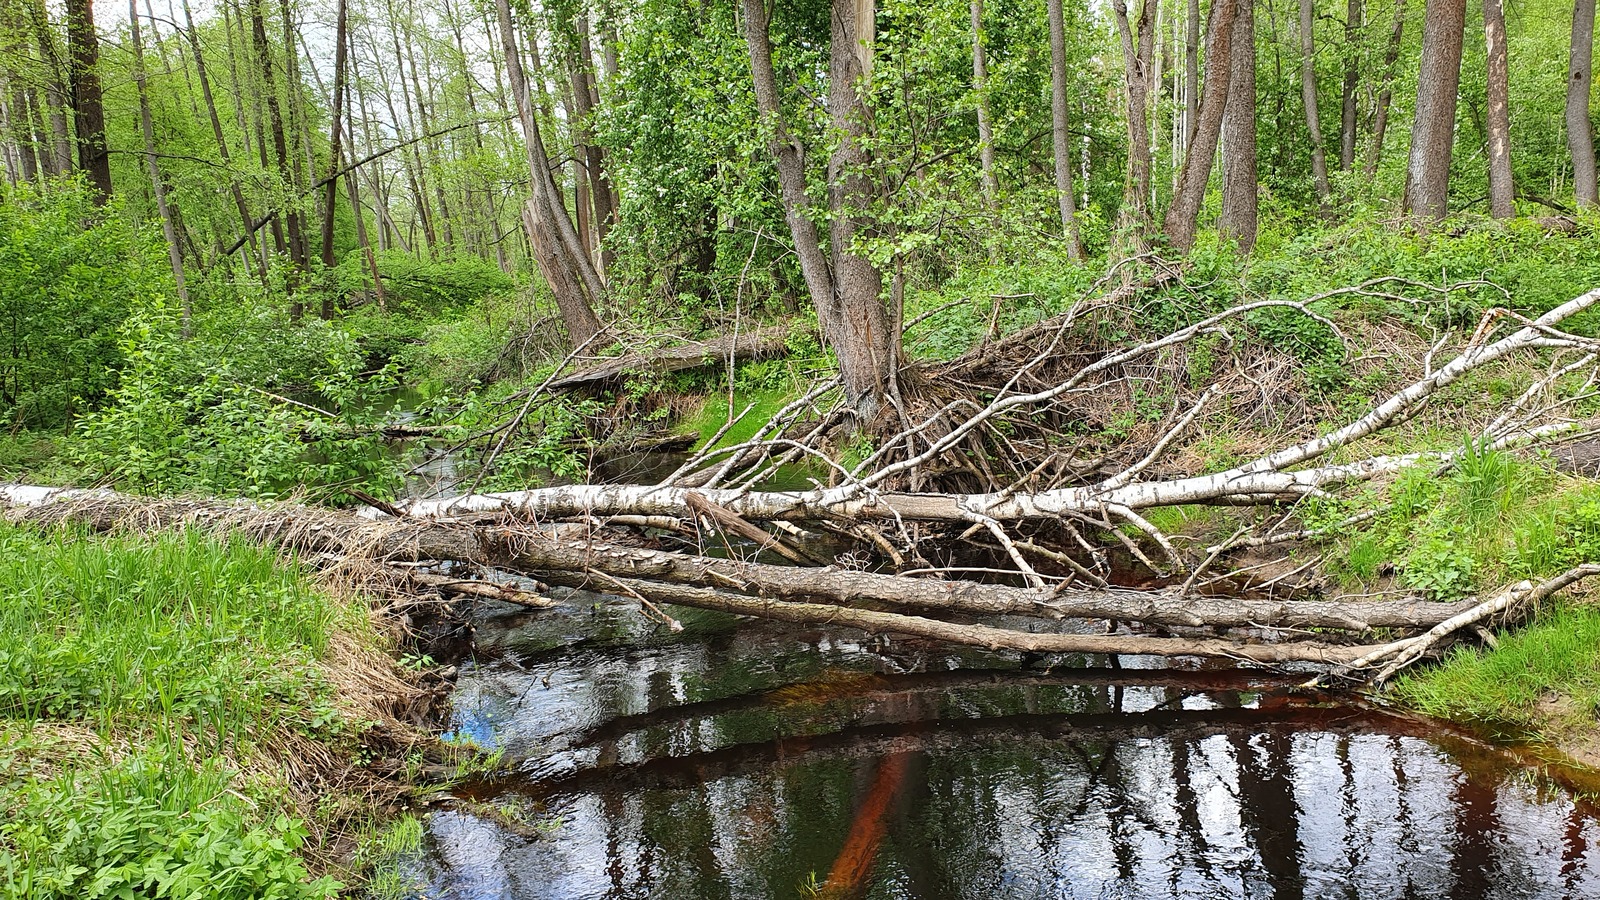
1,749,338,900
66,305,402,503
0,525,365,899
0,178,156,430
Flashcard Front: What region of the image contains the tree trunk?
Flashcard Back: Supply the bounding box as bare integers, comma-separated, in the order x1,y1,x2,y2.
1404,0,1467,220
1186,0,1200,146
492,0,604,345
1570,0,1597,206
742,0,894,421
1165,0,1239,252
249,0,305,302
1483,0,1513,218
971,0,999,208
63,0,111,201
1298,0,1332,199
1112,0,1159,240
1365,0,1406,177
1221,0,1259,253
826,0,896,422
180,0,262,279
24,0,73,175
1339,0,1362,170
130,0,191,334
1047,0,1084,258
318,0,350,319
569,12,615,270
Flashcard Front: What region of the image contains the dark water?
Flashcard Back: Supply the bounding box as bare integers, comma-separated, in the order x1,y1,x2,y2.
409,592,1600,899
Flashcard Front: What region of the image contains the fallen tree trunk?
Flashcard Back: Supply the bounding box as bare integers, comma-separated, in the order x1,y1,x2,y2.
547,326,792,391
0,486,1469,666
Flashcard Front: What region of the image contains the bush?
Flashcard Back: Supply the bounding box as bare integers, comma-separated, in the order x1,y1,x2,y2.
0,177,159,429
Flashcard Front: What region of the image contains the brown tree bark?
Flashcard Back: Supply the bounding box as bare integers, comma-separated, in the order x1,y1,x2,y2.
971,0,999,208
1298,0,1332,199
1483,0,1514,218
568,11,615,268
1048,0,1084,258
64,0,111,201
1570,0,1597,206
742,0,896,421
1112,0,1159,240
249,0,307,297
492,0,604,346
1185,0,1200,146
1165,0,1239,252
1364,0,1405,177
1339,0,1362,170
1403,0,1467,220
1221,0,1258,253
319,0,350,319
130,0,191,334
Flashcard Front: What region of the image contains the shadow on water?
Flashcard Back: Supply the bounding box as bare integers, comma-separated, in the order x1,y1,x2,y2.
411,591,1600,899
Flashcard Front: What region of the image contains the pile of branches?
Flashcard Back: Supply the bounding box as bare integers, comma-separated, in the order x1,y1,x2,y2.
9,279,1600,684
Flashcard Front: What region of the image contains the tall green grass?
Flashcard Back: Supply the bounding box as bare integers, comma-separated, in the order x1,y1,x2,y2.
0,524,357,899
1394,604,1600,733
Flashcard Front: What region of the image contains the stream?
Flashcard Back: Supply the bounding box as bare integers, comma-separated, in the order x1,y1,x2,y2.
401,589,1600,899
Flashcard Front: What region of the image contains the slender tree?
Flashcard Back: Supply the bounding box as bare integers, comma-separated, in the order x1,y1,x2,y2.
1365,0,1406,177
492,0,603,345
1221,0,1258,252
1165,0,1239,251
180,0,262,277
64,0,112,200
1483,0,1513,217
1112,0,1159,239
1339,0,1361,170
320,0,350,319
1570,0,1597,206
1298,0,1332,199
971,0,998,208
1404,0,1467,220
130,0,191,332
1185,0,1199,146
1047,0,1084,258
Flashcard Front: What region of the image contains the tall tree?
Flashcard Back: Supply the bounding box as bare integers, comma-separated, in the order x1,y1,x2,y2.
1112,0,1159,239
971,0,998,208
179,0,262,277
742,0,895,420
1165,0,1239,251
1403,0,1467,220
1185,0,1199,146
1298,0,1332,199
64,0,111,200
320,0,350,319
1570,0,1597,206
1365,0,1406,176
492,0,603,345
1339,0,1361,170
1047,0,1084,258
1221,0,1258,252
249,0,308,293
130,0,191,332
1483,0,1513,217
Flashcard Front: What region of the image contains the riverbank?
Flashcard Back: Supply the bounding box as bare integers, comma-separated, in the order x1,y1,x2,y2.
0,523,441,897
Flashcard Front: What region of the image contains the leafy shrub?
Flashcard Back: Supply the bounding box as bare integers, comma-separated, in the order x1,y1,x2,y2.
0,177,157,429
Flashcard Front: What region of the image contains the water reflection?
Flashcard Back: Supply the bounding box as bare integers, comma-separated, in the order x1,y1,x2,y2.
420,592,1600,900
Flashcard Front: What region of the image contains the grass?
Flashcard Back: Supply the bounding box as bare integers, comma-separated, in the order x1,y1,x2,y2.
0,523,421,899
1393,603,1600,734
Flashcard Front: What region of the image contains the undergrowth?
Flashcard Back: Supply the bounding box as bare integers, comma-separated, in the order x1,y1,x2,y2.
0,524,421,899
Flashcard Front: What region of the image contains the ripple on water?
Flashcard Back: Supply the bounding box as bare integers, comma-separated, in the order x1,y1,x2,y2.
414,591,1600,900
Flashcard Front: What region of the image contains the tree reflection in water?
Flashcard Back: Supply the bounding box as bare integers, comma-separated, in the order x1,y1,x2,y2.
423,594,1600,900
